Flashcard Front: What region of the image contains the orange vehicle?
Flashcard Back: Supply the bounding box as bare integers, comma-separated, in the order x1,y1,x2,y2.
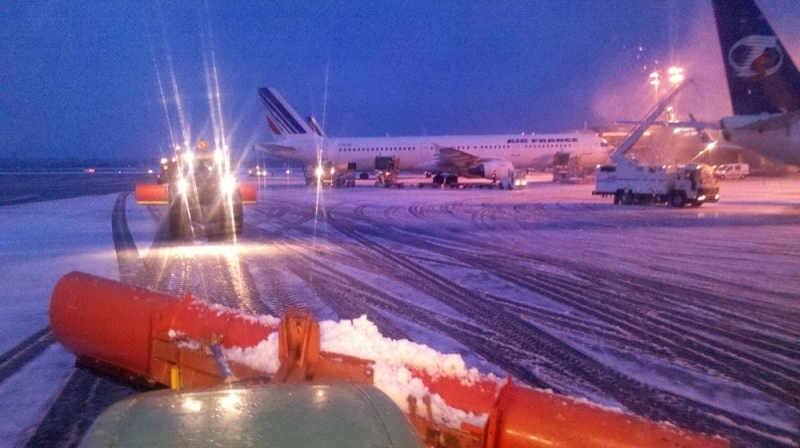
51,272,728,448
135,140,257,238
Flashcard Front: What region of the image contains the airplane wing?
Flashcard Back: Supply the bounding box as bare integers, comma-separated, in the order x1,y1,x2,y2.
615,120,720,130
255,143,303,159
728,110,800,132
435,146,480,171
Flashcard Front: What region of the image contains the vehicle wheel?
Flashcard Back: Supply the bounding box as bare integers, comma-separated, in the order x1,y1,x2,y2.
669,192,686,208
740,174,746,179
621,191,634,205
359,172,369,180
613,192,621,204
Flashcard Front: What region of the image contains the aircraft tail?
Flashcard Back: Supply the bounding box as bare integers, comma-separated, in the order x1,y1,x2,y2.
711,0,800,115
258,88,314,136
307,116,325,137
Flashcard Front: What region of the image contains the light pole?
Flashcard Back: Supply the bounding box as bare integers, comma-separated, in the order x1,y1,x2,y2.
667,67,684,121
649,71,660,103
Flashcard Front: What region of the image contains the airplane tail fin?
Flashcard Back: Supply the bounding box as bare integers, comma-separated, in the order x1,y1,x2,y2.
712,0,800,115
258,88,314,136
307,116,325,137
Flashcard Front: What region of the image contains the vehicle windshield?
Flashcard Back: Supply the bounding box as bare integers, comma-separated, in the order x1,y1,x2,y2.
699,167,717,184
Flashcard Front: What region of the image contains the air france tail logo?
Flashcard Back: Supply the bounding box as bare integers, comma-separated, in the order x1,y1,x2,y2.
728,35,784,80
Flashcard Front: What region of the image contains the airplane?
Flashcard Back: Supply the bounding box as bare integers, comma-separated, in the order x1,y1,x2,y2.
257,87,612,186
711,0,800,166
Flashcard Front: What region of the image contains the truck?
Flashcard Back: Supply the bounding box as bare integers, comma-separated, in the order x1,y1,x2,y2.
424,168,527,190
592,79,719,207
303,163,358,187
135,140,257,238
593,158,720,207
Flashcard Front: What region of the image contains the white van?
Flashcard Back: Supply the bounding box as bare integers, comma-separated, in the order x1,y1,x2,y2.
714,163,750,180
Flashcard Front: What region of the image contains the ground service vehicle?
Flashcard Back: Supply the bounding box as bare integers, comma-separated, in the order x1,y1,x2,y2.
51,272,728,448
594,159,720,207
714,163,749,180
304,163,358,187
425,169,527,190
135,140,257,238
593,80,719,207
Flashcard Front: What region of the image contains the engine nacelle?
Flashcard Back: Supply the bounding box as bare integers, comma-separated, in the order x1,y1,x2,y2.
466,159,515,180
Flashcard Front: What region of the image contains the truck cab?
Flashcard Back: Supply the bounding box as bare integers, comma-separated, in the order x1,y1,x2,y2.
672,164,720,207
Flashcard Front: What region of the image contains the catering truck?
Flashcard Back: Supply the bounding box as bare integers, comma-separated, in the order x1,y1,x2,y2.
136,140,257,238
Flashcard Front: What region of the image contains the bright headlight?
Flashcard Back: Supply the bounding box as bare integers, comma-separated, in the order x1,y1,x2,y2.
221,175,236,195
315,166,324,177
178,178,188,194
183,152,194,164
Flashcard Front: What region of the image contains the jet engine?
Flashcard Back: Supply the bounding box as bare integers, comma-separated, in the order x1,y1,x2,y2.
466,159,514,179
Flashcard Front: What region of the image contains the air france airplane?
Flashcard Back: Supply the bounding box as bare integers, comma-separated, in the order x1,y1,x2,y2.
257,87,611,185
712,0,800,166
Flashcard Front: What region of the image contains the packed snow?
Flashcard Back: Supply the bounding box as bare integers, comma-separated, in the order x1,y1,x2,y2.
1,173,798,447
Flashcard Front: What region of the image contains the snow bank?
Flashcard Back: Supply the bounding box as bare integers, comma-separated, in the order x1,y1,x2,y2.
222,314,499,428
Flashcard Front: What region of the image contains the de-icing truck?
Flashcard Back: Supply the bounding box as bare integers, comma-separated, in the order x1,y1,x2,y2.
594,158,720,207
592,80,720,207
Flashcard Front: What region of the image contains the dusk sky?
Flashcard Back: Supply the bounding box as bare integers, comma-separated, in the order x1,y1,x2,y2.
1,1,798,162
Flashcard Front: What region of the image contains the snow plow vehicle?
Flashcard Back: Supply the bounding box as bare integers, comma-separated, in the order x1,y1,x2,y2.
593,159,720,207
135,140,257,238
51,272,728,448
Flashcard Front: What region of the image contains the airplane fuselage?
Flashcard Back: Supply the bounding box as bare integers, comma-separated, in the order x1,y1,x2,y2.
721,114,800,166
269,133,609,173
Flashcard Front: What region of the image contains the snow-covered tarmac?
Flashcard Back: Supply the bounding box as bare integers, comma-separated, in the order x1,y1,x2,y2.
1,173,798,447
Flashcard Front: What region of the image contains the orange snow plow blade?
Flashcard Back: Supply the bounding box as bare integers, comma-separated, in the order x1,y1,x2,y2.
135,183,256,205
134,183,168,205
50,272,728,448
239,183,257,204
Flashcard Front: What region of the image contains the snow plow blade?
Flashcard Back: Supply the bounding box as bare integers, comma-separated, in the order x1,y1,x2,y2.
239,183,257,204
134,183,257,205
134,183,168,205
50,272,729,448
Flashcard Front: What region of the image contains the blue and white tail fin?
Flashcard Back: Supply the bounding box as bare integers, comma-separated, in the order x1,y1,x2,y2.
258,88,314,136
712,0,800,115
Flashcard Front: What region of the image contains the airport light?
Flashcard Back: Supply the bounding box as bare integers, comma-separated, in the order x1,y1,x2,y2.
649,71,660,102
667,67,684,121
668,66,684,84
